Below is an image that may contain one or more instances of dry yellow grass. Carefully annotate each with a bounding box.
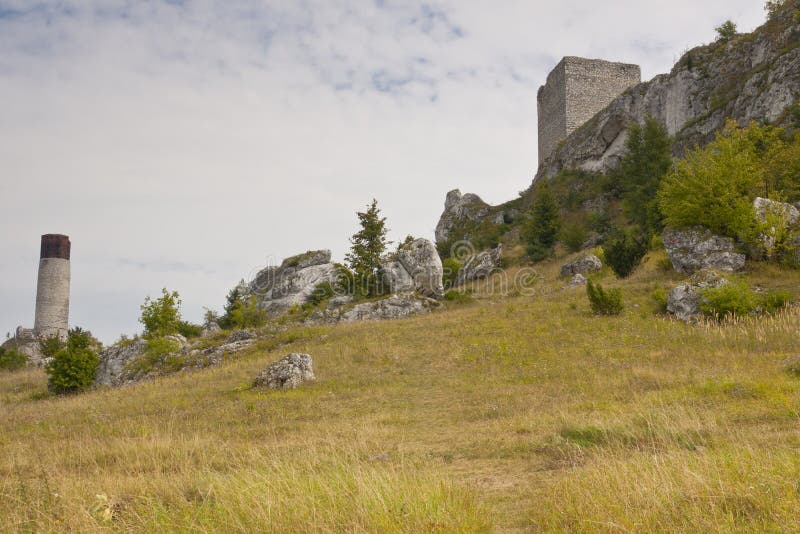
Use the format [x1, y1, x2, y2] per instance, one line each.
[1, 254, 800, 532]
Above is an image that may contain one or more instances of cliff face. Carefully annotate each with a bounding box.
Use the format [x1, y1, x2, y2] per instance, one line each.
[537, 7, 800, 180]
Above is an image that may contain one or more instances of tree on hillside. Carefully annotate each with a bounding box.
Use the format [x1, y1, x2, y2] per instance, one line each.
[658, 120, 763, 244]
[715, 20, 738, 41]
[346, 199, 389, 297]
[139, 288, 182, 338]
[614, 116, 673, 234]
[523, 183, 561, 262]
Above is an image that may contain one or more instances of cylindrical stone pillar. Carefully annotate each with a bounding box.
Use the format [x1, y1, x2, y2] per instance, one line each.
[33, 234, 71, 340]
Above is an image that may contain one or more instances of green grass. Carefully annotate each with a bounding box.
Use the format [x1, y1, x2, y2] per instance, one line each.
[1, 254, 800, 531]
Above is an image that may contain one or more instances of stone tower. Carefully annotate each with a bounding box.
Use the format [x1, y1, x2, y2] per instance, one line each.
[537, 57, 641, 165]
[33, 234, 71, 340]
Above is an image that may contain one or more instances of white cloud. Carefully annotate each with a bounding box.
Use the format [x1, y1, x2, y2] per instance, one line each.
[0, 0, 767, 341]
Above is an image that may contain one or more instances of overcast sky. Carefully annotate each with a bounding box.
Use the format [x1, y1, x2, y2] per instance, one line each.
[1, 0, 766, 342]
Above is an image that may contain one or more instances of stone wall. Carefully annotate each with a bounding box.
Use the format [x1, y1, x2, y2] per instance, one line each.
[538, 57, 641, 165]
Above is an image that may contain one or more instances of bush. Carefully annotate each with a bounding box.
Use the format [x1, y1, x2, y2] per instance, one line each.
[39, 335, 65, 358]
[228, 295, 269, 329]
[442, 258, 462, 289]
[140, 288, 182, 338]
[586, 280, 624, 316]
[177, 321, 203, 339]
[560, 223, 587, 253]
[651, 287, 669, 314]
[306, 281, 337, 307]
[658, 121, 764, 244]
[700, 280, 793, 318]
[523, 183, 561, 262]
[715, 20, 737, 41]
[443, 290, 473, 304]
[0, 347, 27, 371]
[46, 329, 99, 394]
[602, 229, 649, 278]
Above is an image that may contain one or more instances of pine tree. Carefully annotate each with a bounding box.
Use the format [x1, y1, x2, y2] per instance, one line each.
[524, 183, 561, 262]
[346, 199, 389, 297]
[615, 116, 672, 234]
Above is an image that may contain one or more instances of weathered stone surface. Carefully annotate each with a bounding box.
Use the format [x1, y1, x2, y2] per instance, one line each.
[254, 353, 315, 390]
[95, 338, 149, 386]
[567, 273, 587, 287]
[753, 197, 800, 260]
[663, 227, 745, 275]
[435, 189, 490, 244]
[754, 197, 800, 227]
[537, 10, 800, 180]
[339, 294, 437, 323]
[201, 321, 221, 336]
[397, 238, 444, 298]
[225, 330, 255, 343]
[381, 260, 415, 294]
[560, 254, 603, 278]
[667, 270, 729, 322]
[246, 250, 341, 315]
[457, 246, 502, 285]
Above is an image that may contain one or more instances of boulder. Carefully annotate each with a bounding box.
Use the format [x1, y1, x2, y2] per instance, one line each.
[201, 321, 221, 336]
[434, 190, 491, 244]
[457, 246, 502, 285]
[754, 197, 800, 227]
[339, 294, 437, 322]
[397, 238, 444, 298]
[380, 260, 415, 294]
[667, 270, 729, 322]
[95, 334, 187, 387]
[560, 254, 603, 278]
[246, 250, 341, 315]
[94, 338, 148, 386]
[567, 273, 587, 287]
[254, 353, 315, 390]
[662, 227, 745, 275]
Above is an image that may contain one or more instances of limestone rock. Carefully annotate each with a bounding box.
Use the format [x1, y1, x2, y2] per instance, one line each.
[94, 338, 149, 387]
[457, 246, 502, 285]
[201, 321, 221, 336]
[663, 227, 745, 275]
[381, 260, 415, 294]
[246, 250, 341, 315]
[397, 238, 444, 298]
[339, 294, 437, 323]
[225, 329, 255, 343]
[667, 270, 729, 322]
[567, 273, 587, 287]
[753, 197, 800, 260]
[254, 353, 315, 390]
[754, 197, 800, 227]
[435, 190, 491, 244]
[560, 254, 603, 278]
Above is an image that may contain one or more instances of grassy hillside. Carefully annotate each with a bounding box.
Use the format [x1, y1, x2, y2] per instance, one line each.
[2, 254, 800, 532]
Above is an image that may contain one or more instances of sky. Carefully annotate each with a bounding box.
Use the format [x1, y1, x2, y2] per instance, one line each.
[1, 0, 767, 343]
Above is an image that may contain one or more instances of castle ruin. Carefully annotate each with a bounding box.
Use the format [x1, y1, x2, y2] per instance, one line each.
[537, 57, 641, 165]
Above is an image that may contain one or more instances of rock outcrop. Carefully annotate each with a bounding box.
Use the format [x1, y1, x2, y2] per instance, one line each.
[254, 353, 315, 390]
[560, 254, 603, 278]
[396, 239, 444, 298]
[663, 227, 746, 275]
[537, 8, 800, 180]
[667, 270, 729, 322]
[435, 189, 490, 244]
[95, 335, 188, 387]
[567, 273, 587, 287]
[457, 246, 503, 285]
[248, 250, 341, 315]
[339, 294, 438, 323]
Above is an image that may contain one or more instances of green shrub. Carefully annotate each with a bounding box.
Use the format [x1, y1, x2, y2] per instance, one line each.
[560, 224, 587, 253]
[586, 280, 624, 316]
[443, 290, 473, 304]
[126, 336, 182, 376]
[228, 296, 268, 329]
[46, 329, 99, 394]
[306, 281, 336, 307]
[523, 183, 561, 262]
[715, 20, 737, 41]
[0, 347, 27, 371]
[658, 121, 764, 244]
[177, 321, 203, 339]
[651, 287, 669, 314]
[140, 288, 182, 338]
[39, 335, 64, 358]
[602, 229, 649, 278]
[442, 258, 462, 289]
[700, 280, 793, 318]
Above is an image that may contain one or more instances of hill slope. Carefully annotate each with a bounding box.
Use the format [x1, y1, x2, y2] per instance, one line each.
[2, 256, 800, 531]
